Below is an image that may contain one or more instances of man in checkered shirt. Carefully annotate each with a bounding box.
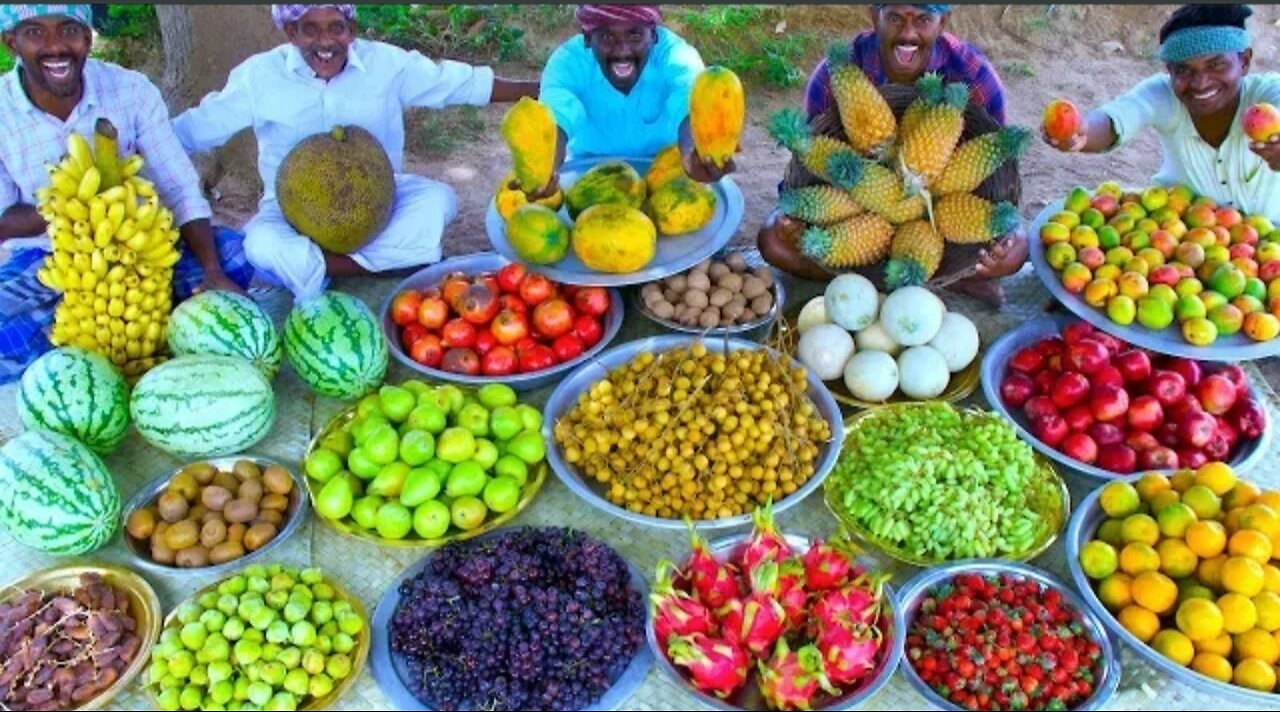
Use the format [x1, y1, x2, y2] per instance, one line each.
[0, 4, 253, 384]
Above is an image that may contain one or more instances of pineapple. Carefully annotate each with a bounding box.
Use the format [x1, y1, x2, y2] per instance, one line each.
[935, 193, 1020, 244]
[897, 73, 969, 192]
[884, 219, 944, 289]
[778, 185, 862, 225]
[826, 151, 923, 224]
[932, 127, 1032, 195]
[768, 109, 855, 184]
[825, 43, 896, 157]
[799, 213, 893, 268]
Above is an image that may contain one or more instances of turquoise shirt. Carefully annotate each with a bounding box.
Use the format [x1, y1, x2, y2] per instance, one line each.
[541, 27, 704, 159]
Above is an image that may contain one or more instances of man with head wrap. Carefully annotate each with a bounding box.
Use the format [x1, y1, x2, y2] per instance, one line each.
[538, 4, 733, 186]
[172, 5, 539, 300]
[0, 4, 252, 384]
[1045, 4, 1280, 220]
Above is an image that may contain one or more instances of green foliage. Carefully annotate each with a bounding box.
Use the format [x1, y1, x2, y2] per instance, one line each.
[102, 4, 158, 39]
[0, 46, 13, 74]
[671, 6, 818, 89]
[408, 105, 488, 160]
[358, 5, 532, 63]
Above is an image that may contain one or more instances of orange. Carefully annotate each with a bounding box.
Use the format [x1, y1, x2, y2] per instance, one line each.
[1236, 629, 1280, 665]
[1152, 630, 1195, 666]
[1256, 492, 1280, 511]
[1254, 591, 1280, 632]
[1194, 462, 1238, 496]
[1183, 485, 1224, 520]
[1191, 653, 1234, 682]
[1265, 564, 1280, 594]
[1097, 573, 1135, 611]
[1186, 520, 1228, 558]
[1219, 592, 1260, 634]
[1080, 540, 1119, 580]
[1149, 490, 1183, 515]
[1176, 598, 1225, 641]
[1158, 502, 1198, 538]
[1120, 542, 1162, 575]
[1224, 481, 1261, 511]
[1133, 571, 1179, 614]
[1100, 481, 1143, 518]
[1170, 469, 1197, 492]
[1195, 631, 1234, 657]
[1095, 519, 1126, 546]
[1199, 555, 1229, 591]
[1158, 538, 1200, 579]
[1233, 658, 1278, 691]
[1118, 605, 1161, 642]
[1225, 507, 1245, 533]
[1229, 529, 1275, 564]
[1136, 473, 1173, 502]
[1223, 556, 1267, 597]
[1121, 513, 1161, 546]
[1239, 504, 1280, 539]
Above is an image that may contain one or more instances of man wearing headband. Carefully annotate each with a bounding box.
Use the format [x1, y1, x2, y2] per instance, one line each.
[539, 4, 732, 185]
[172, 5, 539, 300]
[0, 4, 251, 383]
[1045, 4, 1280, 219]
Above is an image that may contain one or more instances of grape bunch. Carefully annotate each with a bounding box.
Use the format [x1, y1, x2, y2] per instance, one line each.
[390, 527, 645, 710]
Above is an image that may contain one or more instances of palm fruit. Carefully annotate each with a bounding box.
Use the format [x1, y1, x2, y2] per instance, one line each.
[932, 126, 1031, 195]
[768, 108, 855, 184]
[935, 192, 1020, 244]
[884, 219, 944, 289]
[897, 73, 969, 191]
[689, 66, 746, 169]
[826, 151, 924, 224]
[778, 185, 862, 225]
[825, 43, 896, 157]
[799, 213, 893, 269]
[500, 97, 558, 194]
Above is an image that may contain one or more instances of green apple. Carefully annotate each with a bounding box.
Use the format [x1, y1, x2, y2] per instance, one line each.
[489, 406, 523, 442]
[417, 389, 450, 412]
[514, 404, 543, 432]
[364, 426, 400, 466]
[351, 415, 390, 445]
[425, 458, 453, 479]
[401, 379, 430, 398]
[340, 471, 364, 498]
[456, 403, 491, 438]
[399, 430, 435, 466]
[315, 477, 353, 521]
[472, 438, 499, 470]
[346, 448, 381, 480]
[378, 385, 415, 423]
[318, 430, 354, 459]
[355, 394, 384, 421]
[406, 404, 448, 434]
[493, 455, 529, 487]
[437, 385, 466, 414]
[399, 468, 442, 508]
[374, 502, 413, 539]
[507, 430, 546, 465]
[483, 476, 521, 513]
[367, 462, 410, 499]
[413, 500, 451, 539]
[446, 461, 488, 498]
[349, 496, 384, 530]
[450, 497, 488, 531]
[436, 427, 476, 463]
[304, 449, 342, 483]
[477, 384, 518, 409]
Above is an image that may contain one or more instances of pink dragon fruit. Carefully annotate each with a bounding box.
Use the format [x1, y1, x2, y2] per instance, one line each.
[757, 638, 839, 711]
[651, 560, 716, 647]
[666, 633, 750, 699]
[718, 590, 787, 657]
[685, 520, 742, 609]
[751, 559, 810, 632]
[802, 539, 856, 591]
[734, 501, 791, 578]
[810, 574, 887, 637]
[815, 622, 882, 687]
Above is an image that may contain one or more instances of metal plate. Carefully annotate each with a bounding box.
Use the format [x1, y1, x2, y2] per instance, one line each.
[1, 563, 161, 711]
[897, 560, 1122, 711]
[379, 252, 625, 392]
[633, 250, 786, 340]
[1029, 198, 1280, 361]
[369, 527, 653, 711]
[980, 313, 1273, 482]
[486, 156, 745, 287]
[647, 534, 903, 711]
[120, 454, 310, 577]
[541, 335, 845, 531]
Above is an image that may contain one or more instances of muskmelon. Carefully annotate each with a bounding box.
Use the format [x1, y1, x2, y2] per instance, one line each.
[565, 161, 646, 219]
[276, 125, 395, 254]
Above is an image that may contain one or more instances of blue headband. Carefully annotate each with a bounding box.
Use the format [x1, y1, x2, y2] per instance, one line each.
[874, 4, 952, 14]
[1159, 25, 1251, 63]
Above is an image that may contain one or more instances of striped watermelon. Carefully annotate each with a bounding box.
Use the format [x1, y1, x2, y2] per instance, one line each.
[166, 291, 284, 379]
[284, 291, 388, 400]
[17, 347, 130, 455]
[0, 429, 120, 556]
[130, 354, 276, 458]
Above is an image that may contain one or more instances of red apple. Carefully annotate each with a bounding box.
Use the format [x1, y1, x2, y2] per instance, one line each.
[1036, 336, 1066, 357]
[1216, 416, 1240, 451]
[1204, 434, 1231, 461]
[1090, 332, 1126, 357]
[1066, 339, 1110, 374]
[1090, 384, 1130, 422]
[473, 330, 498, 356]
[495, 263, 527, 294]
[441, 347, 481, 376]
[1034, 370, 1058, 396]
[1196, 374, 1239, 415]
[1001, 373, 1038, 408]
[1032, 413, 1070, 447]
[1051, 372, 1091, 409]
[481, 345, 519, 376]
[1089, 422, 1127, 447]
[1229, 397, 1267, 439]
[1139, 446, 1180, 470]
[1114, 349, 1153, 384]
[1177, 447, 1209, 469]
[1164, 358, 1203, 388]
[1024, 396, 1060, 422]
[1064, 404, 1096, 432]
[1127, 395, 1165, 432]
[1062, 433, 1099, 464]
[1149, 265, 1181, 286]
[1178, 411, 1218, 448]
[1230, 243, 1256, 261]
[1010, 347, 1045, 374]
[1093, 366, 1127, 391]
[1126, 431, 1160, 452]
[1157, 421, 1181, 447]
[1062, 322, 1096, 345]
[1147, 370, 1188, 406]
[1044, 354, 1064, 373]
[1097, 444, 1138, 474]
[1259, 260, 1280, 281]
[1169, 393, 1205, 421]
[1215, 364, 1251, 399]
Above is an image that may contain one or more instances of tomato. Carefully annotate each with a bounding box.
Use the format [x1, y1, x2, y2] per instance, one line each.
[496, 263, 527, 293]
[515, 336, 539, 354]
[573, 314, 604, 347]
[457, 284, 500, 325]
[482, 346, 519, 376]
[490, 310, 530, 346]
[573, 286, 611, 317]
[518, 344, 557, 373]
[551, 333, 585, 362]
[390, 290, 422, 326]
[518, 273, 556, 307]
[441, 318, 478, 348]
[409, 333, 444, 368]
[532, 298, 575, 339]
[478, 274, 501, 297]
[417, 292, 450, 331]
[441, 347, 481, 375]
[440, 272, 471, 310]
[473, 330, 498, 356]
[400, 323, 429, 349]
[498, 293, 529, 315]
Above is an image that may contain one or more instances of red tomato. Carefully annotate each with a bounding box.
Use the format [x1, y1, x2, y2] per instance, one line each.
[441, 318, 478, 348]
[400, 323, 429, 349]
[551, 333, 585, 362]
[518, 344, 557, 373]
[473, 330, 498, 356]
[573, 314, 604, 347]
[416, 293, 450, 331]
[518, 273, 556, 307]
[390, 290, 423, 326]
[481, 346, 518, 376]
[496, 263, 527, 293]
[532, 298, 575, 339]
[573, 286, 610, 318]
[440, 272, 471, 310]
[441, 347, 481, 375]
[490, 310, 530, 345]
[498, 293, 529, 315]
[410, 333, 444, 368]
[515, 336, 539, 355]
[457, 284, 500, 325]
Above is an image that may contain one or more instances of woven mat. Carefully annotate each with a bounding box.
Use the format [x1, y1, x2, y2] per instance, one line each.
[1, 257, 1277, 711]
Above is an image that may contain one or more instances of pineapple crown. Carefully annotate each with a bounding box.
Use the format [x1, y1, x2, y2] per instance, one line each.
[942, 82, 970, 110]
[799, 226, 836, 262]
[825, 41, 855, 70]
[777, 189, 807, 216]
[767, 109, 813, 154]
[914, 72, 945, 103]
[824, 150, 867, 191]
[884, 256, 928, 290]
[996, 126, 1033, 161]
[990, 200, 1020, 236]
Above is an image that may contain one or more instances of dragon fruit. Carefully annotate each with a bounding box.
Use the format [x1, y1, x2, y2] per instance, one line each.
[757, 638, 839, 711]
[718, 590, 787, 657]
[815, 622, 882, 687]
[810, 574, 887, 637]
[751, 559, 810, 631]
[651, 560, 716, 647]
[666, 633, 750, 699]
[734, 501, 791, 577]
[685, 520, 742, 608]
[802, 539, 856, 591]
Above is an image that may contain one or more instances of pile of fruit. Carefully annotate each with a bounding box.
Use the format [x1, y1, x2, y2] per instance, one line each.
[639, 254, 778, 330]
[552, 340, 833, 521]
[305, 381, 546, 542]
[1000, 321, 1266, 473]
[905, 570, 1108, 710]
[793, 277, 978, 402]
[36, 120, 185, 377]
[1038, 181, 1280, 345]
[389, 527, 645, 710]
[1, 572, 144, 710]
[1077, 464, 1280, 694]
[769, 63, 1028, 288]
[125, 459, 297, 569]
[827, 402, 1056, 562]
[146, 564, 364, 711]
[388, 263, 611, 377]
[654, 512, 892, 710]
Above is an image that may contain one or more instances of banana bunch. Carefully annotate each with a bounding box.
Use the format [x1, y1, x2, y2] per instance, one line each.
[36, 118, 180, 376]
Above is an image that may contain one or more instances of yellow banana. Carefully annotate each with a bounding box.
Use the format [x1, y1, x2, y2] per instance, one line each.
[119, 247, 136, 266]
[123, 181, 138, 217]
[91, 250, 108, 278]
[63, 291, 80, 307]
[36, 267, 62, 290]
[142, 244, 175, 264]
[121, 154, 144, 178]
[53, 252, 73, 270]
[108, 282, 125, 300]
[72, 236, 95, 254]
[116, 219, 137, 243]
[128, 176, 155, 197]
[102, 244, 120, 263]
[135, 200, 157, 229]
[99, 185, 128, 205]
[64, 198, 88, 222]
[62, 269, 82, 291]
[150, 249, 181, 269]
[94, 220, 115, 248]
[125, 230, 151, 253]
[88, 197, 107, 226]
[107, 299, 125, 318]
[52, 215, 72, 234]
[71, 252, 90, 271]
[80, 268, 98, 290]
[105, 265, 126, 284]
[156, 211, 174, 232]
[72, 220, 91, 238]
[124, 292, 142, 309]
[76, 167, 101, 202]
[137, 263, 155, 279]
[48, 167, 79, 197]
[66, 133, 95, 174]
[94, 281, 109, 298]
[107, 202, 126, 231]
[41, 210, 58, 226]
[52, 231, 76, 252]
[35, 186, 52, 203]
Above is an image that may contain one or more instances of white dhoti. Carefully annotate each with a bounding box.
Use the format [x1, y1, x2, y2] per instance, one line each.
[244, 173, 457, 299]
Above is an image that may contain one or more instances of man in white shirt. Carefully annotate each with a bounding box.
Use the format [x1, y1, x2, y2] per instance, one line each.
[172, 4, 540, 300]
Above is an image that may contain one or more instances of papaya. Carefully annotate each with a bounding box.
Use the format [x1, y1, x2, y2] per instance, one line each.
[689, 66, 745, 169]
[647, 176, 717, 236]
[565, 161, 646, 220]
[507, 204, 570, 265]
[500, 97, 558, 194]
[495, 172, 563, 221]
[572, 204, 656, 273]
[645, 144, 686, 193]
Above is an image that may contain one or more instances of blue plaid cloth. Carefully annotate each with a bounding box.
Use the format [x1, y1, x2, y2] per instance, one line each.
[0, 226, 253, 384]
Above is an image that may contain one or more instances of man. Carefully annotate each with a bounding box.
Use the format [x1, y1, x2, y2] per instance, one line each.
[539, 4, 732, 185]
[0, 4, 251, 384]
[172, 4, 540, 300]
[1044, 4, 1280, 220]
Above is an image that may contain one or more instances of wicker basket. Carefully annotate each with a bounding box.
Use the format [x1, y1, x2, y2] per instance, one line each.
[781, 83, 1023, 290]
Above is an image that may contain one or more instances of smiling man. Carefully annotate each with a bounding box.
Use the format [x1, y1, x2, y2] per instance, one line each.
[172, 4, 539, 300]
[0, 4, 251, 383]
[1044, 4, 1280, 220]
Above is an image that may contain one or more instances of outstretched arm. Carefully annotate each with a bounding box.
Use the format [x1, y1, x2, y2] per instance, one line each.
[1041, 110, 1119, 154]
[1042, 74, 1171, 155]
[489, 76, 540, 103]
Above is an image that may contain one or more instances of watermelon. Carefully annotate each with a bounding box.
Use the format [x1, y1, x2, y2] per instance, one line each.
[16, 347, 130, 455]
[0, 429, 120, 555]
[130, 354, 276, 458]
[284, 291, 387, 400]
[166, 291, 284, 379]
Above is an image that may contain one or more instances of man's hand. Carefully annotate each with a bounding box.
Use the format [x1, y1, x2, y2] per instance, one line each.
[973, 228, 1029, 280]
[1041, 125, 1088, 153]
[527, 174, 561, 201]
[195, 269, 246, 296]
[1250, 136, 1280, 172]
[682, 146, 736, 183]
